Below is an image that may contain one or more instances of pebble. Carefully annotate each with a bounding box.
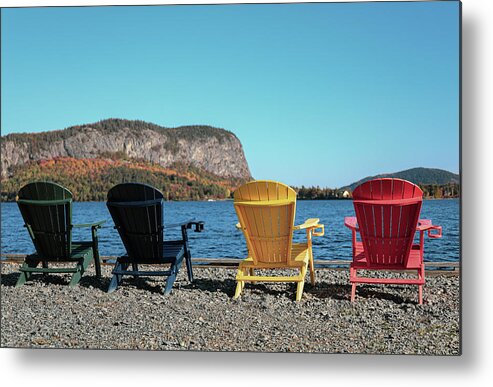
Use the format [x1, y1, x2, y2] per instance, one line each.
[0, 262, 459, 354]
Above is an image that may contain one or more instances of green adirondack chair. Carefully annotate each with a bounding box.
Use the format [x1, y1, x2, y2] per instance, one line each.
[15, 181, 105, 287]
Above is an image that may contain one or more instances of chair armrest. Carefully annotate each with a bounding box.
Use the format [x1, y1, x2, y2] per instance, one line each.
[416, 219, 432, 230]
[73, 221, 105, 278]
[344, 217, 359, 231]
[417, 219, 442, 238]
[72, 220, 106, 228]
[164, 220, 205, 232]
[295, 218, 324, 237]
[294, 218, 320, 230]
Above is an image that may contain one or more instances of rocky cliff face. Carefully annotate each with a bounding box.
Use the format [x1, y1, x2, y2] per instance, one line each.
[1, 119, 252, 180]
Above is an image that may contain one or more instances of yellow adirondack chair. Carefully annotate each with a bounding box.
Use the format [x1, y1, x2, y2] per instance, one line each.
[233, 180, 324, 301]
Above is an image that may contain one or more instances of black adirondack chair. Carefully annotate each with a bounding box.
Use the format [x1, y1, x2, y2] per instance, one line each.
[15, 181, 105, 287]
[106, 183, 204, 294]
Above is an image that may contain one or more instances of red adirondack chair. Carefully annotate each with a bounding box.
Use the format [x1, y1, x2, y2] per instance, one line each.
[344, 178, 442, 304]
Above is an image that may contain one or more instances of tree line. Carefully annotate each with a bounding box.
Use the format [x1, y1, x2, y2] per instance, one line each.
[291, 183, 460, 200]
[1, 157, 460, 202]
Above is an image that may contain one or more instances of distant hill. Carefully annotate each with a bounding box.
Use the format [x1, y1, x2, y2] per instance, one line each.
[342, 167, 459, 192]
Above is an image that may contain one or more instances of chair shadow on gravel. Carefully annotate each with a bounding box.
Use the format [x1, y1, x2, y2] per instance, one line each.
[242, 283, 303, 299]
[305, 282, 411, 304]
[181, 277, 237, 297]
[187, 281, 349, 301]
[2, 271, 414, 304]
[0, 271, 110, 291]
[0, 272, 21, 287]
[0, 272, 72, 287]
[183, 278, 321, 300]
[78, 275, 110, 291]
[0, 269, 200, 295]
[227, 282, 318, 300]
[100, 276, 179, 294]
[304, 282, 353, 300]
[355, 285, 413, 304]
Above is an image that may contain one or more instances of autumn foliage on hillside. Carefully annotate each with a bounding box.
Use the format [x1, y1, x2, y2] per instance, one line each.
[1, 157, 247, 201]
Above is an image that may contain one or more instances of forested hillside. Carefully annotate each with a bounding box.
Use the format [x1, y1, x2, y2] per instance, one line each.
[1, 157, 244, 201]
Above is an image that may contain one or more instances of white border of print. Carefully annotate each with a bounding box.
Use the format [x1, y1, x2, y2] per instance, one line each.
[1, 0, 491, 386]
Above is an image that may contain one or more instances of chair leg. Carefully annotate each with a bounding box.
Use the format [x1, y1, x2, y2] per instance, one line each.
[309, 249, 316, 286]
[91, 229, 102, 279]
[351, 283, 357, 302]
[296, 280, 305, 301]
[233, 267, 244, 299]
[69, 255, 91, 287]
[164, 256, 184, 295]
[15, 260, 40, 287]
[120, 263, 130, 283]
[93, 251, 102, 279]
[163, 269, 178, 295]
[68, 268, 83, 287]
[241, 267, 249, 291]
[234, 282, 243, 299]
[132, 263, 139, 278]
[42, 261, 49, 277]
[15, 270, 29, 287]
[185, 249, 194, 283]
[418, 265, 425, 305]
[107, 262, 124, 293]
[350, 266, 357, 302]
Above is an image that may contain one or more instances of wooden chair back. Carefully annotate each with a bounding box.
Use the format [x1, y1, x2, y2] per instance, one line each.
[17, 181, 73, 261]
[107, 183, 165, 263]
[352, 178, 423, 267]
[234, 180, 297, 265]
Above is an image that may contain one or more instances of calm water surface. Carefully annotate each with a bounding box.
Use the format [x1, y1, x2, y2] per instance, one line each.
[1, 199, 459, 262]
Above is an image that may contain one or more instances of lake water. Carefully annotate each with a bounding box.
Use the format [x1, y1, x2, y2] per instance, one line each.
[1, 199, 460, 263]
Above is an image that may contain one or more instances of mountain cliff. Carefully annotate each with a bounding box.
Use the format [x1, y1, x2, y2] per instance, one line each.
[1, 118, 252, 180]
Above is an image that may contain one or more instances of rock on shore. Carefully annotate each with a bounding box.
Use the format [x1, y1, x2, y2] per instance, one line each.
[0, 263, 459, 354]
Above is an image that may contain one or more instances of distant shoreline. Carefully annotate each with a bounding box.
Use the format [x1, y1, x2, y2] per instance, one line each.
[0, 197, 460, 204]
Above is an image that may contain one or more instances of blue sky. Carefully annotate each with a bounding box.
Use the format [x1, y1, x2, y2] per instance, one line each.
[1, 1, 459, 187]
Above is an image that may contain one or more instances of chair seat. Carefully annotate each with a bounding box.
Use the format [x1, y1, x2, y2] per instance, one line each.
[351, 242, 423, 270]
[71, 241, 95, 259]
[118, 241, 185, 264]
[26, 241, 93, 262]
[239, 242, 309, 269]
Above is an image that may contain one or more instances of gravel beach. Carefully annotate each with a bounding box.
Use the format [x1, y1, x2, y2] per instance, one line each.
[1, 262, 460, 354]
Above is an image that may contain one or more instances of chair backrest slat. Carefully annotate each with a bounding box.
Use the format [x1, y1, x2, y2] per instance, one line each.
[107, 183, 164, 262]
[17, 182, 73, 261]
[352, 178, 422, 267]
[234, 181, 296, 265]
